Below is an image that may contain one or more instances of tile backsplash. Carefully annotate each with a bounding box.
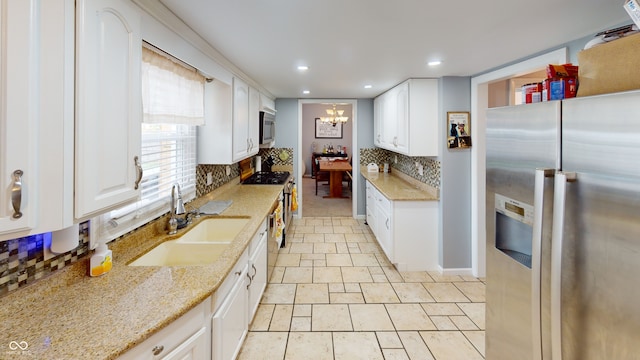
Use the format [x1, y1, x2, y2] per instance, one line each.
[0, 222, 89, 297]
[359, 148, 441, 190]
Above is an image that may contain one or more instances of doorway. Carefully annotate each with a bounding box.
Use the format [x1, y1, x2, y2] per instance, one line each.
[296, 100, 358, 219]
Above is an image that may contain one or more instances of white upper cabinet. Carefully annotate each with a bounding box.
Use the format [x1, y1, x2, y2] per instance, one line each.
[75, 0, 143, 220]
[374, 79, 440, 156]
[0, 0, 74, 240]
[198, 77, 260, 165]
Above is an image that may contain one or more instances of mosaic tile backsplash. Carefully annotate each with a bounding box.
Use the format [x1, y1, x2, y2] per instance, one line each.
[0, 222, 89, 297]
[360, 148, 441, 190]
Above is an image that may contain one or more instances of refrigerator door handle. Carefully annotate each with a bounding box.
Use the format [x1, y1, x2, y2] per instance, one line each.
[551, 171, 576, 360]
[532, 168, 555, 360]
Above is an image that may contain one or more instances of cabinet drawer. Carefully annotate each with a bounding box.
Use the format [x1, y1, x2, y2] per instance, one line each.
[375, 190, 391, 213]
[213, 250, 248, 313]
[248, 219, 267, 257]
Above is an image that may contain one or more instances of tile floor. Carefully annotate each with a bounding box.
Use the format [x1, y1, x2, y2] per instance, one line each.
[237, 217, 486, 360]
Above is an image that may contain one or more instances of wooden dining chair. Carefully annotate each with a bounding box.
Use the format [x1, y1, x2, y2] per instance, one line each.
[314, 158, 330, 195]
[342, 157, 352, 189]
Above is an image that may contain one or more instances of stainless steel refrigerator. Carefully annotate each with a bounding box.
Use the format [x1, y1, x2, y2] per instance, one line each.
[485, 90, 640, 360]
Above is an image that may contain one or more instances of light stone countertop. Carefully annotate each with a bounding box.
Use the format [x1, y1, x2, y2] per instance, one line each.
[0, 178, 285, 360]
[360, 167, 439, 201]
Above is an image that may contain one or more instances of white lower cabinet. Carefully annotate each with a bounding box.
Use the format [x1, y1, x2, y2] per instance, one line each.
[247, 226, 268, 320]
[366, 180, 439, 271]
[119, 300, 209, 360]
[212, 261, 249, 360]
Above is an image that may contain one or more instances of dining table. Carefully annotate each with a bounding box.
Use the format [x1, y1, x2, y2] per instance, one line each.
[319, 159, 352, 198]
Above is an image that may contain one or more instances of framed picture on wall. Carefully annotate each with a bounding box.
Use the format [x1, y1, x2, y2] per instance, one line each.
[447, 111, 472, 149]
[315, 118, 343, 139]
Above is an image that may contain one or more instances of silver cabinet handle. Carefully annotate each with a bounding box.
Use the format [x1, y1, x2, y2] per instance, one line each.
[11, 170, 23, 219]
[251, 264, 257, 280]
[550, 171, 576, 360]
[532, 168, 555, 360]
[246, 271, 252, 290]
[134, 156, 143, 190]
[152, 345, 164, 356]
[385, 218, 389, 229]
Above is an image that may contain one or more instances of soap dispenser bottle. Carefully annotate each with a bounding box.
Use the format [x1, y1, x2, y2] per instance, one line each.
[90, 242, 113, 277]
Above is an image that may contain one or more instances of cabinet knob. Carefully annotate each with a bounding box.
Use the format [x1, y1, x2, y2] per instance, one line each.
[152, 345, 164, 356]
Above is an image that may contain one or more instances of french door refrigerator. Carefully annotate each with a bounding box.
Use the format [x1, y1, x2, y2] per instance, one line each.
[485, 90, 640, 360]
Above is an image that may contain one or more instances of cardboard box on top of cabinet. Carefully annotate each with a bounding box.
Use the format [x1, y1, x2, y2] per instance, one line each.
[577, 33, 640, 97]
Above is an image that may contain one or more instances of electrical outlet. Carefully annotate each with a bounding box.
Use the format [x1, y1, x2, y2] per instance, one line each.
[418, 164, 424, 176]
[394, 155, 398, 164]
[206, 172, 213, 185]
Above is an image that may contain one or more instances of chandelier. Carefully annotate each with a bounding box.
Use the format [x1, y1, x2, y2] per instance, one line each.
[320, 104, 349, 125]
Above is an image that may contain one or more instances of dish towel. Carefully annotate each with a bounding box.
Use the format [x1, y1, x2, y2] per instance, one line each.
[291, 184, 298, 212]
[274, 200, 284, 242]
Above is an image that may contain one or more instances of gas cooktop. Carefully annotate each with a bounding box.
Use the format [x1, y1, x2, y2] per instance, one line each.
[242, 171, 291, 185]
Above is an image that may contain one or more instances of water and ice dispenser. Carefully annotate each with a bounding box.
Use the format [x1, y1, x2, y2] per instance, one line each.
[494, 194, 534, 268]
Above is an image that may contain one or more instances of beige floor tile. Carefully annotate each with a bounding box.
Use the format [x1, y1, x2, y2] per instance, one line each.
[335, 242, 349, 254]
[386, 304, 437, 331]
[372, 274, 389, 283]
[284, 332, 333, 360]
[288, 243, 314, 254]
[419, 331, 484, 360]
[348, 246, 362, 254]
[361, 283, 400, 303]
[238, 332, 288, 360]
[275, 253, 301, 267]
[304, 233, 326, 242]
[430, 316, 458, 331]
[382, 349, 411, 360]
[420, 303, 465, 316]
[376, 253, 394, 267]
[333, 332, 383, 360]
[312, 304, 353, 331]
[351, 253, 380, 266]
[282, 267, 313, 283]
[460, 275, 482, 282]
[325, 254, 353, 267]
[295, 283, 329, 304]
[332, 225, 354, 234]
[293, 304, 312, 317]
[358, 242, 382, 254]
[270, 267, 285, 283]
[305, 219, 324, 226]
[313, 267, 343, 283]
[392, 283, 435, 303]
[344, 233, 368, 242]
[325, 233, 346, 242]
[368, 266, 385, 275]
[349, 304, 395, 331]
[314, 243, 337, 254]
[328, 282, 345, 293]
[341, 266, 373, 282]
[262, 284, 296, 304]
[450, 315, 479, 330]
[301, 253, 326, 260]
[291, 317, 311, 331]
[346, 242, 359, 249]
[314, 225, 334, 234]
[294, 225, 315, 234]
[457, 303, 485, 330]
[423, 283, 470, 303]
[299, 259, 314, 267]
[376, 331, 403, 348]
[401, 271, 434, 283]
[344, 282, 361, 293]
[382, 266, 405, 282]
[427, 271, 464, 282]
[269, 304, 293, 331]
[340, 218, 359, 226]
[330, 292, 365, 304]
[454, 282, 486, 302]
[398, 331, 435, 360]
[462, 331, 485, 357]
[250, 304, 275, 331]
[313, 259, 327, 267]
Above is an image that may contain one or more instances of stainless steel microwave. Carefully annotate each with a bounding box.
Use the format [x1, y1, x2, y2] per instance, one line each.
[259, 111, 275, 147]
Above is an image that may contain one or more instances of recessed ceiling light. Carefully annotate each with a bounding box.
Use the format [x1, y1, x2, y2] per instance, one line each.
[302, 90, 310, 94]
[364, 84, 373, 89]
[428, 60, 442, 66]
[297, 65, 309, 71]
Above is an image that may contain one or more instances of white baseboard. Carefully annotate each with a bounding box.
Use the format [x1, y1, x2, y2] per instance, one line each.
[437, 266, 474, 276]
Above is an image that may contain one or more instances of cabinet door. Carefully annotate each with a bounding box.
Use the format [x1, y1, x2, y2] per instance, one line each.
[248, 230, 268, 321]
[248, 86, 260, 155]
[0, 0, 39, 234]
[376, 201, 393, 262]
[381, 88, 397, 149]
[394, 82, 410, 154]
[212, 265, 249, 360]
[232, 78, 250, 162]
[365, 183, 377, 236]
[161, 327, 208, 360]
[373, 97, 383, 147]
[75, 0, 142, 219]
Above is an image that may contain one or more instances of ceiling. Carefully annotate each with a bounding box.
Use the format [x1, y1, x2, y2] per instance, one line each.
[159, 0, 630, 99]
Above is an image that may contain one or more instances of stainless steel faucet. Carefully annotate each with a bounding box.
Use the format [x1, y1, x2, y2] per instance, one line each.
[167, 183, 186, 235]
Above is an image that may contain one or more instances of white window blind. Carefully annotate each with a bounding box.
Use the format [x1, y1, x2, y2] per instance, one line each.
[95, 46, 201, 243]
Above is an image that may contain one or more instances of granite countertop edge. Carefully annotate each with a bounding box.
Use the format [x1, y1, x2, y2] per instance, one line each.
[0, 176, 285, 360]
[360, 167, 439, 201]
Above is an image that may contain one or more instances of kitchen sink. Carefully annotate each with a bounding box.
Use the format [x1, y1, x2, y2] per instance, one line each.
[128, 241, 231, 266]
[175, 217, 250, 243]
[129, 217, 250, 266]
